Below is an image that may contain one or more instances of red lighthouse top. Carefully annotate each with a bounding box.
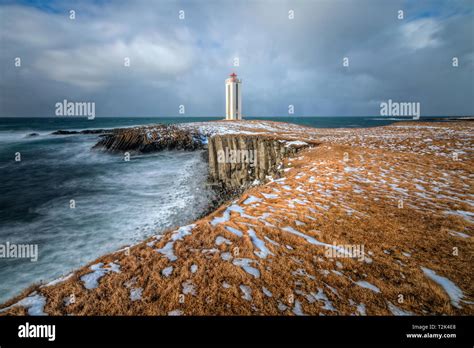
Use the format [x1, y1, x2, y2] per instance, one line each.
[230, 72, 237, 78]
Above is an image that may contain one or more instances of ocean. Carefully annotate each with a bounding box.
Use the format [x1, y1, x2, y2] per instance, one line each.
[0, 116, 438, 303]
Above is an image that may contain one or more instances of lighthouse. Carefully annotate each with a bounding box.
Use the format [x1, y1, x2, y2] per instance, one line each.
[225, 72, 242, 120]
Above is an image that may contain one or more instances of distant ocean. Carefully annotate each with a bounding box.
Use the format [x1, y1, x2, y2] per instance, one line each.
[0, 115, 431, 132]
[0, 116, 446, 302]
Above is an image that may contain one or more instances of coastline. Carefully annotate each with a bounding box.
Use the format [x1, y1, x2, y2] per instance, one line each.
[1, 119, 473, 316]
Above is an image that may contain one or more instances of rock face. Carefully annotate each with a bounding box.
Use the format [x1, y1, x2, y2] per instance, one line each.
[80, 123, 311, 192]
[92, 125, 205, 153]
[208, 135, 308, 191]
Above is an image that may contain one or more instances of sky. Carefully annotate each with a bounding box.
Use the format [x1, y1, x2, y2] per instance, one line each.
[0, 0, 473, 117]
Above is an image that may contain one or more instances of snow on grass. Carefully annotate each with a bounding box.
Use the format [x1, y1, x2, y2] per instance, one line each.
[262, 287, 273, 297]
[63, 295, 74, 307]
[290, 199, 308, 206]
[292, 268, 316, 280]
[448, 231, 470, 238]
[233, 258, 260, 278]
[215, 236, 232, 246]
[201, 248, 219, 254]
[81, 262, 121, 290]
[292, 300, 305, 316]
[0, 292, 47, 316]
[228, 204, 245, 214]
[261, 219, 276, 228]
[225, 226, 243, 237]
[421, 267, 464, 308]
[162, 266, 173, 278]
[212, 203, 258, 226]
[248, 229, 272, 259]
[387, 301, 413, 316]
[356, 303, 366, 316]
[130, 288, 143, 301]
[190, 264, 198, 273]
[43, 273, 74, 287]
[168, 309, 183, 316]
[281, 226, 352, 256]
[278, 302, 288, 312]
[273, 177, 286, 183]
[443, 210, 474, 224]
[156, 224, 195, 261]
[220, 252, 232, 261]
[240, 285, 252, 301]
[264, 236, 280, 246]
[262, 193, 279, 199]
[388, 183, 408, 195]
[296, 186, 306, 193]
[211, 210, 231, 225]
[243, 196, 262, 205]
[354, 280, 381, 293]
[344, 166, 359, 173]
[310, 288, 336, 311]
[282, 226, 320, 245]
[182, 280, 196, 295]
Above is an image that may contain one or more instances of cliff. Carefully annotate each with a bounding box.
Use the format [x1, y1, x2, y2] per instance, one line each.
[92, 125, 205, 153]
[208, 135, 309, 190]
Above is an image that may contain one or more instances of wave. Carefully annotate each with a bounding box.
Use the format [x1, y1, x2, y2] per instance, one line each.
[0, 140, 213, 302]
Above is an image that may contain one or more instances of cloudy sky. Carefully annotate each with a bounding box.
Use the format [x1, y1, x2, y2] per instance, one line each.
[0, 0, 473, 117]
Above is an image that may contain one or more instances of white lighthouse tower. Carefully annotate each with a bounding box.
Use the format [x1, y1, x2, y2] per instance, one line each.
[225, 72, 242, 120]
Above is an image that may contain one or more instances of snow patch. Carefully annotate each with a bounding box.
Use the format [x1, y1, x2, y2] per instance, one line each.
[355, 280, 380, 293]
[233, 258, 260, 278]
[243, 196, 262, 205]
[162, 266, 173, 278]
[81, 262, 121, 290]
[240, 285, 252, 301]
[387, 301, 413, 316]
[130, 288, 143, 301]
[156, 224, 195, 261]
[0, 292, 47, 316]
[248, 229, 272, 259]
[421, 267, 464, 308]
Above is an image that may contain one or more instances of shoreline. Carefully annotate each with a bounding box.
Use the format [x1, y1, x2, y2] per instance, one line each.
[1, 119, 473, 316]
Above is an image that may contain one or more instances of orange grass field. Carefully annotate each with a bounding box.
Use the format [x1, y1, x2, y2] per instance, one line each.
[1, 120, 473, 316]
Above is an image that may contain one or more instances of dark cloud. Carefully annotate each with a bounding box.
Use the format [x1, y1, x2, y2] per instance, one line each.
[0, 0, 473, 117]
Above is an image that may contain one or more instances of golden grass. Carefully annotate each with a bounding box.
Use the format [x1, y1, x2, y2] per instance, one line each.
[1, 121, 473, 316]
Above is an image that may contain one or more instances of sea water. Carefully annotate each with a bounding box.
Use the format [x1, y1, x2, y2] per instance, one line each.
[0, 117, 218, 303]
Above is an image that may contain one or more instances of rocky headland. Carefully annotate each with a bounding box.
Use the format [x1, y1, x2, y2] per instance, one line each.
[1, 120, 473, 316]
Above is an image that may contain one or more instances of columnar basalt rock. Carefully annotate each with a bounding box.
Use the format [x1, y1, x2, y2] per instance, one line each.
[207, 135, 308, 190]
[92, 125, 204, 153]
